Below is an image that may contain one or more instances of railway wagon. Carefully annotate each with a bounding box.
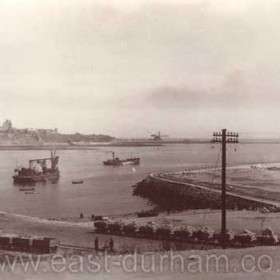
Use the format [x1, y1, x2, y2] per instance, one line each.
[155, 227, 172, 240]
[138, 225, 156, 237]
[173, 226, 194, 241]
[122, 224, 138, 236]
[13, 237, 31, 251]
[0, 236, 13, 249]
[94, 221, 108, 233]
[32, 238, 60, 253]
[93, 221, 280, 247]
[108, 223, 123, 234]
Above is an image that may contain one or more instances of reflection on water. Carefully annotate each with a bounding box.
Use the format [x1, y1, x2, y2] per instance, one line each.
[0, 143, 279, 218]
[13, 179, 59, 187]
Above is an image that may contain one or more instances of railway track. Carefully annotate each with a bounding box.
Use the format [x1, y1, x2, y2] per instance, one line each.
[60, 244, 96, 252]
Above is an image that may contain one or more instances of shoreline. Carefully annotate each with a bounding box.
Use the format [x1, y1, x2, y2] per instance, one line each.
[2, 141, 280, 150]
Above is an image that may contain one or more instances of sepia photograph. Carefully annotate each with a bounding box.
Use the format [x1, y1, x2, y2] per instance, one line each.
[0, 0, 280, 279]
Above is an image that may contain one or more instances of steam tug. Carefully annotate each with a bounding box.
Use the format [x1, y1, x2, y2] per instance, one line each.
[103, 151, 140, 166]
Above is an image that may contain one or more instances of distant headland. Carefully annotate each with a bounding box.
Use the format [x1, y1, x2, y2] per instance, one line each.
[0, 119, 114, 149]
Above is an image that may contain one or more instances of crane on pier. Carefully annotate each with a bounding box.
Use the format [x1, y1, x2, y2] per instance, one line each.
[150, 131, 168, 141]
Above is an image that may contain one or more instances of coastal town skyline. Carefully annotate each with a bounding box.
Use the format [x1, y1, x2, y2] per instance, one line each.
[1, 0, 280, 138]
[1, 118, 280, 140]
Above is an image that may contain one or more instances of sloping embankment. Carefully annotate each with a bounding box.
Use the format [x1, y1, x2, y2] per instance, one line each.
[132, 173, 280, 212]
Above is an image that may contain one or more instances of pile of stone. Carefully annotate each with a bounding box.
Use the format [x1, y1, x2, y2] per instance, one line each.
[234, 229, 256, 244]
[155, 225, 173, 238]
[213, 229, 235, 242]
[193, 226, 214, 241]
[138, 222, 157, 235]
[257, 227, 278, 245]
[173, 225, 194, 240]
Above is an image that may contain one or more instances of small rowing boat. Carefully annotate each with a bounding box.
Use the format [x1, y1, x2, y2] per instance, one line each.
[72, 180, 84, 184]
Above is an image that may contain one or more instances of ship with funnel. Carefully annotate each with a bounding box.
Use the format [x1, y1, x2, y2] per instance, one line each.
[103, 151, 140, 166]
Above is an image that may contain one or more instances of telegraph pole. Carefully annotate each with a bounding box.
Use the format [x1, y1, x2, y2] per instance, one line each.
[212, 129, 239, 249]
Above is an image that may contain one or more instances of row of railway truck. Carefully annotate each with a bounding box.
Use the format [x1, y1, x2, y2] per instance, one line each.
[0, 235, 59, 253]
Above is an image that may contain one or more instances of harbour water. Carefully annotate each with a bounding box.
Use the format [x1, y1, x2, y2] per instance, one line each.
[1, 143, 280, 218]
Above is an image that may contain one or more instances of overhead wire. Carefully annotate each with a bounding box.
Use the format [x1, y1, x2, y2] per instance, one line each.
[200, 144, 222, 228]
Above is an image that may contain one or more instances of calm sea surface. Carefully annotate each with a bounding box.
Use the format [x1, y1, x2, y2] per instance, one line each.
[1, 143, 280, 218]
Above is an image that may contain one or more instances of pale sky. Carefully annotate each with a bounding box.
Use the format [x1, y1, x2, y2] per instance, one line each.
[1, 0, 280, 138]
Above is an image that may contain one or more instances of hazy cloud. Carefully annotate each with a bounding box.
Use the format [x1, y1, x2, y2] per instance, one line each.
[0, 0, 280, 137]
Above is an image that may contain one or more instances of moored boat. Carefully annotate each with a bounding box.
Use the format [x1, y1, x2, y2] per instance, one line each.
[13, 150, 60, 184]
[19, 187, 35, 191]
[72, 180, 84, 184]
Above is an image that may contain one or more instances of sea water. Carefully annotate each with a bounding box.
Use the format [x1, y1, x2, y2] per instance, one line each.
[0, 143, 280, 218]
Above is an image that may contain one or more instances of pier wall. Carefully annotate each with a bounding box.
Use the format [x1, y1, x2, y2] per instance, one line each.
[133, 175, 278, 212]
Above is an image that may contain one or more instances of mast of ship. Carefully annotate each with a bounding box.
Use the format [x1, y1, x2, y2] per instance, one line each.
[50, 149, 58, 170]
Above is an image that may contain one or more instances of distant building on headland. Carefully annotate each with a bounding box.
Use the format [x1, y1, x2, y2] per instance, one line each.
[0, 119, 58, 135]
[25, 128, 58, 135]
[0, 119, 12, 132]
[0, 119, 114, 144]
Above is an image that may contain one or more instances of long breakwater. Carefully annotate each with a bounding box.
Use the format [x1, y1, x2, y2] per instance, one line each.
[133, 170, 280, 212]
